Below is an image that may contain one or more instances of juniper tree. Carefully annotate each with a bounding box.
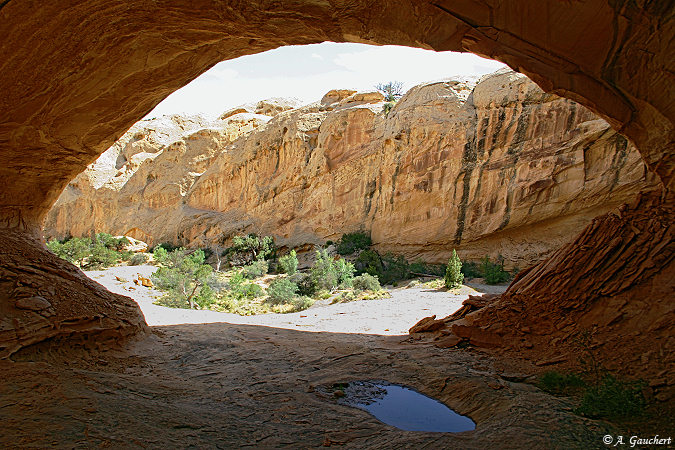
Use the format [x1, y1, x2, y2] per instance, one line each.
[444, 249, 464, 289]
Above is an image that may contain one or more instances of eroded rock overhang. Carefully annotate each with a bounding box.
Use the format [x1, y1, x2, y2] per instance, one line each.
[0, 1, 672, 361]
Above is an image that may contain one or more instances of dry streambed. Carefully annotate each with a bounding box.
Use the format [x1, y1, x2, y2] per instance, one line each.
[0, 266, 612, 448]
[83, 264, 504, 334]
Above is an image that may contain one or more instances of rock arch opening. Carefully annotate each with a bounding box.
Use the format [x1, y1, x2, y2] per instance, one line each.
[0, 1, 672, 391]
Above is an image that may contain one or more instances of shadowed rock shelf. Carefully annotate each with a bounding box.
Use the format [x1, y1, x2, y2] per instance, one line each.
[1, 324, 614, 448]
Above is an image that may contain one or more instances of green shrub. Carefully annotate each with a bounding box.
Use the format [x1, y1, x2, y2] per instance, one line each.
[444, 249, 464, 288]
[379, 253, 410, 285]
[461, 261, 482, 279]
[194, 284, 217, 308]
[538, 371, 586, 395]
[289, 272, 316, 297]
[575, 375, 645, 420]
[129, 253, 149, 266]
[336, 231, 372, 255]
[87, 244, 121, 269]
[242, 259, 269, 279]
[151, 248, 215, 309]
[227, 272, 263, 300]
[46, 233, 131, 269]
[153, 245, 183, 267]
[95, 233, 130, 251]
[267, 278, 298, 305]
[481, 256, 511, 284]
[290, 296, 314, 312]
[152, 242, 181, 253]
[409, 260, 445, 277]
[383, 101, 395, 115]
[226, 234, 276, 265]
[335, 258, 355, 288]
[354, 250, 411, 285]
[278, 250, 298, 275]
[352, 274, 382, 292]
[355, 249, 383, 276]
[310, 249, 354, 291]
[311, 249, 338, 291]
[47, 237, 92, 266]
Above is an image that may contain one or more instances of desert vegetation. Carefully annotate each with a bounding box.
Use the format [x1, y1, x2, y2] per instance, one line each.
[149, 234, 387, 314]
[375, 81, 403, 116]
[537, 332, 647, 422]
[46, 233, 132, 269]
[444, 250, 463, 289]
[46, 229, 513, 315]
[336, 231, 514, 287]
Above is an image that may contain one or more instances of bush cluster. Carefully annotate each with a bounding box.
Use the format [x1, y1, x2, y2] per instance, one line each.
[311, 249, 355, 291]
[267, 278, 298, 305]
[263, 249, 357, 312]
[242, 259, 269, 279]
[537, 370, 645, 421]
[336, 232, 372, 256]
[152, 248, 216, 309]
[129, 253, 149, 266]
[460, 261, 482, 279]
[335, 231, 515, 287]
[226, 233, 275, 266]
[288, 272, 316, 297]
[354, 250, 411, 285]
[278, 250, 298, 275]
[480, 256, 511, 284]
[576, 375, 645, 420]
[46, 233, 132, 269]
[352, 273, 382, 292]
[456, 256, 513, 284]
[151, 242, 180, 253]
[227, 272, 263, 300]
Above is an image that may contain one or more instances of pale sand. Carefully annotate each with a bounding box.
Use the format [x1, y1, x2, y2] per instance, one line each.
[85, 264, 506, 334]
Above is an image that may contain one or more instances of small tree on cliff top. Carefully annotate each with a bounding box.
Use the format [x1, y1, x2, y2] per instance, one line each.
[375, 81, 404, 102]
[445, 249, 464, 289]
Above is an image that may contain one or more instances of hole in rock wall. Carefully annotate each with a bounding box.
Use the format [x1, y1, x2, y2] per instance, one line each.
[43, 41, 657, 337]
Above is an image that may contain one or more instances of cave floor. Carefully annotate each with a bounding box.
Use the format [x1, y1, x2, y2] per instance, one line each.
[1, 322, 613, 448]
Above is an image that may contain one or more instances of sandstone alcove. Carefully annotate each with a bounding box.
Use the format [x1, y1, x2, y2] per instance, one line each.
[0, 0, 672, 391]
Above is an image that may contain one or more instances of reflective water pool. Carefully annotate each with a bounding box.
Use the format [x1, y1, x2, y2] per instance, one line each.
[335, 381, 476, 433]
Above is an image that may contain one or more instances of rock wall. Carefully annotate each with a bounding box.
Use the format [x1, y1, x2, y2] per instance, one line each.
[413, 188, 674, 400]
[45, 70, 657, 268]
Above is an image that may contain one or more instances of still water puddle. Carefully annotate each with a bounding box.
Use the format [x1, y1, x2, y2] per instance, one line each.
[332, 380, 476, 433]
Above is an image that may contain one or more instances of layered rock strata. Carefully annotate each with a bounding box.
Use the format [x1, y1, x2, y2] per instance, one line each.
[46, 70, 657, 269]
[412, 189, 674, 400]
[0, 229, 146, 358]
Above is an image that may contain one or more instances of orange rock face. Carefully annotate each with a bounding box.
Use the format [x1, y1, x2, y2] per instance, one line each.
[45, 71, 657, 270]
[0, 1, 672, 372]
[413, 189, 674, 399]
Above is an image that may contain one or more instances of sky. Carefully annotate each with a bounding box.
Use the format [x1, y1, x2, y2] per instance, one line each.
[145, 42, 507, 119]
